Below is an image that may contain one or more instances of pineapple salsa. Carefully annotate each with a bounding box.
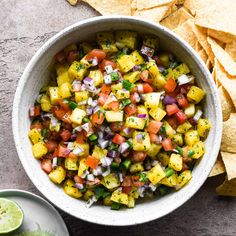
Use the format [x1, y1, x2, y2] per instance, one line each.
[28, 31, 211, 210]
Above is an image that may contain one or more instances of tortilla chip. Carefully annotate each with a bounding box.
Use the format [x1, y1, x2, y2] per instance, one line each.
[160, 7, 193, 30]
[221, 113, 236, 153]
[136, 0, 173, 10]
[214, 60, 236, 108]
[192, 26, 214, 64]
[162, 3, 178, 19]
[173, 19, 198, 48]
[225, 41, 236, 62]
[216, 178, 236, 196]
[183, 0, 208, 16]
[194, 0, 236, 37]
[176, 0, 185, 5]
[207, 29, 236, 44]
[221, 152, 236, 181]
[133, 2, 174, 22]
[198, 48, 208, 63]
[208, 37, 236, 77]
[218, 86, 235, 121]
[209, 154, 226, 177]
[83, 0, 131, 15]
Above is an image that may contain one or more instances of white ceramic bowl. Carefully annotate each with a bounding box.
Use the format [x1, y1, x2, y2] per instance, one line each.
[12, 16, 222, 226]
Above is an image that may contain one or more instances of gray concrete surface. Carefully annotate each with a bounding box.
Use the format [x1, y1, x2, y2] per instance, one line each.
[0, 1, 236, 235]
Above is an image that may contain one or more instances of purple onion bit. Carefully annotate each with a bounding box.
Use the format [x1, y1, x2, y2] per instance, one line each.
[137, 114, 147, 118]
[107, 150, 119, 158]
[141, 45, 154, 57]
[163, 95, 176, 105]
[157, 65, 165, 73]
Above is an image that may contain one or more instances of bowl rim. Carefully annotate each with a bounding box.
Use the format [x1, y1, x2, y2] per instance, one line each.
[12, 15, 222, 226]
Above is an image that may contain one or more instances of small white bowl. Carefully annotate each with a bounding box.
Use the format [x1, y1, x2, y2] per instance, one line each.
[12, 16, 222, 226]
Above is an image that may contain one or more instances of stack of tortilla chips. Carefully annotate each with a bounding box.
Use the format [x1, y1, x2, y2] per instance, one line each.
[68, 0, 236, 196]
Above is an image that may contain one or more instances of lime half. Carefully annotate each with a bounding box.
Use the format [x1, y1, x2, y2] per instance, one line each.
[0, 198, 24, 234]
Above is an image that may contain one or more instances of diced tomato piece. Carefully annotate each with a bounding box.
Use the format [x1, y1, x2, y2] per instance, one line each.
[175, 110, 187, 124]
[122, 186, 132, 194]
[110, 122, 124, 132]
[67, 50, 78, 63]
[54, 51, 65, 64]
[164, 78, 177, 93]
[166, 104, 179, 116]
[182, 162, 189, 171]
[54, 108, 66, 120]
[60, 130, 71, 141]
[143, 83, 154, 93]
[132, 151, 147, 163]
[130, 93, 138, 104]
[68, 152, 78, 159]
[85, 155, 99, 169]
[149, 133, 158, 143]
[99, 59, 116, 71]
[86, 49, 106, 62]
[166, 117, 178, 130]
[124, 104, 137, 116]
[76, 132, 87, 144]
[91, 112, 105, 126]
[147, 121, 163, 134]
[98, 93, 108, 106]
[53, 148, 58, 157]
[46, 140, 58, 153]
[176, 94, 189, 108]
[30, 120, 43, 130]
[42, 119, 50, 129]
[180, 84, 192, 95]
[29, 106, 41, 117]
[105, 101, 120, 111]
[62, 111, 72, 124]
[168, 86, 181, 97]
[41, 159, 52, 174]
[101, 84, 111, 95]
[112, 134, 126, 145]
[140, 70, 153, 83]
[162, 138, 173, 151]
[132, 176, 145, 187]
[57, 145, 70, 158]
[122, 176, 132, 187]
[58, 99, 70, 112]
[182, 147, 188, 159]
[74, 175, 84, 184]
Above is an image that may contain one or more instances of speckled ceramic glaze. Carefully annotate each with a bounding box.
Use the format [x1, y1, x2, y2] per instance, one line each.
[12, 16, 222, 226]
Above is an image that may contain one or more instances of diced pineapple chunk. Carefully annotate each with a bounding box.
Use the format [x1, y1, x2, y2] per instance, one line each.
[125, 116, 146, 130]
[158, 152, 170, 167]
[116, 89, 130, 99]
[130, 163, 144, 173]
[40, 94, 51, 112]
[160, 173, 177, 187]
[127, 196, 135, 208]
[55, 63, 69, 76]
[172, 63, 190, 79]
[65, 157, 78, 170]
[32, 141, 47, 159]
[124, 71, 141, 84]
[101, 173, 120, 189]
[172, 133, 183, 146]
[164, 121, 176, 138]
[197, 118, 211, 138]
[88, 70, 104, 86]
[147, 163, 166, 185]
[187, 86, 205, 104]
[78, 158, 88, 177]
[63, 179, 82, 198]
[144, 92, 162, 108]
[48, 166, 66, 184]
[143, 35, 159, 49]
[175, 170, 192, 190]
[191, 141, 205, 159]
[28, 128, 42, 144]
[184, 130, 200, 146]
[149, 107, 166, 121]
[92, 146, 108, 160]
[117, 55, 136, 73]
[49, 87, 61, 105]
[75, 91, 89, 103]
[97, 31, 118, 53]
[133, 131, 150, 151]
[68, 61, 87, 80]
[57, 71, 72, 86]
[111, 188, 129, 205]
[147, 60, 159, 77]
[176, 121, 192, 134]
[153, 73, 167, 89]
[105, 111, 123, 122]
[147, 143, 162, 158]
[49, 121, 61, 132]
[70, 108, 86, 125]
[169, 154, 182, 171]
[111, 83, 123, 94]
[80, 55, 93, 68]
[58, 82, 72, 99]
[184, 103, 195, 118]
[73, 143, 90, 157]
[137, 105, 149, 117]
[83, 189, 94, 201]
[115, 31, 138, 49]
[129, 187, 139, 199]
[130, 50, 144, 65]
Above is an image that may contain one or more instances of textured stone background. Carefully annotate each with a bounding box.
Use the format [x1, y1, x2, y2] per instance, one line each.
[1, 0, 236, 235]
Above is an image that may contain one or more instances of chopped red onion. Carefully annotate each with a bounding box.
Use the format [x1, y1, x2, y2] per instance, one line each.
[141, 45, 154, 57]
[81, 170, 89, 179]
[137, 186, 145, 197]
[85, 84, 96, 92]
[177, 74, 194, 86]
[151, 160, 159, 167]
[193, 109, 203, 122]
[133, 92, 141, 102]
[86, 195, 97, 208]
[118, 142, 130, 154]
[50, 116, 59, 127]
[88, 57, 98, 66]
[137, 114, 146, 118]
[137, 84, 143, 93]
[122, 127, 132, 136]
[72, 146, 84, 155]
[70, 133, 77, 141]
[77, 100, 87, 106]
[163, 95, 176, 105]
[104, 74, 112, 84]
[107, 150, 119, 158]
[52, 157, 58, 168]
[91, 100, 98, 107]
[75, 183, 84, 190]
[98, 131, 104, 139]
[141, 94, 147, 101]
[87, 174, 95, 182]
[67, 142, 74, 150]
[99, 140, 109, 149]
[145, 162, 152, 170]
[93, 88, 101, 95]
[72, 83, 81, 92]
[104, 132, 114, 140]
[93, 166, 103, 176]
[104, 126, 111, 133]
[81, 84, 86, 91]
[86, 107, 93, 115]
[87, 97, 93, 105]
[93, 105, 101, 114]
[132, 65, 141, 72]
[73, 126, 82, 133]
[83, 77, 94, 85]
[136, 133, 143, 142]
[101, 157, 113, 167]
[81, 123, 90, 132]
[105, 65, 113, 74]
[102, 167, 111, 177]
[118, 173, 123, 182]
[64, 148, 71, 155]
[149, 183, 157, 192]
[157, 65, 165, 72]
[36, 94, 42, 103]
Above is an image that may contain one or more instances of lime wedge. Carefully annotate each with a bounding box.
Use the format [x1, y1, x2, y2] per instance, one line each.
[0, 198, 24, 234]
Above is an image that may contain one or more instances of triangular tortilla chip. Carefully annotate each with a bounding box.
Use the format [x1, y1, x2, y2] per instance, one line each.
[225, 41, 236, 62]
[183, 0, 208, 16]
[207, 29, 236, 44]
[162, 3, 178, 19]
[83, 0, 131, 15]
[221, 113, 236, 153]
[216, 178, 236, 196]
[136, 0, 173, 10]
[205, 58, 212, 70]
[221, 152, 236, 181]
[208, 37, 236, 77]
[209, 154, 225, 177]
[214, 60, 236, 108]
[160, 7, 193, 30]
[198, 48, 208, 63]
[218, 86, 235, 121]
